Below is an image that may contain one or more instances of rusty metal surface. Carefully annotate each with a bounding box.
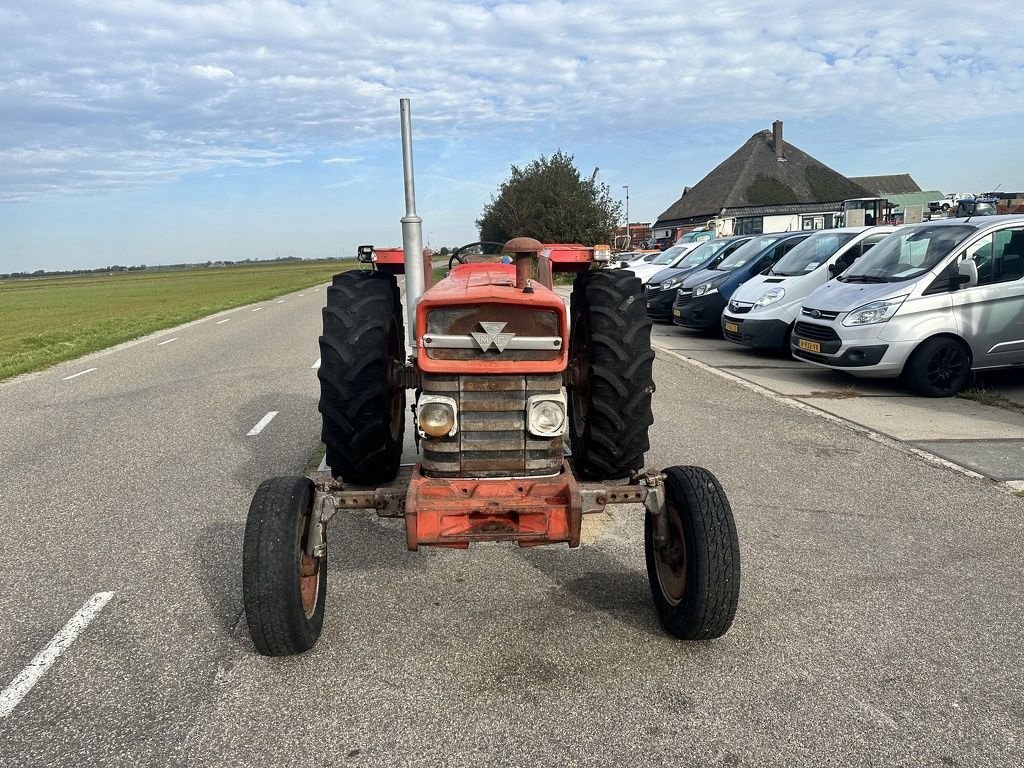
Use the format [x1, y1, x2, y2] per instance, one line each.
[579, 483, 649, 515]
[420, 374, 563, 478]
[311, 466, 412, 519]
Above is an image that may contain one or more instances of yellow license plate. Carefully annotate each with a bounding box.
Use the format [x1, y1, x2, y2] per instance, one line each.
[673, 308, 681, 317]
[724, 322, 738, 333]
[798, 339, 821, 353]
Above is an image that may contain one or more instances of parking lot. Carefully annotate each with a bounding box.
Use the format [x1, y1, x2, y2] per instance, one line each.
[647, 321, 1024, 489]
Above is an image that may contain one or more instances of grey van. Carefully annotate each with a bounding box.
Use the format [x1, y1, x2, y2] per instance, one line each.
[791, 215, 1024, 396]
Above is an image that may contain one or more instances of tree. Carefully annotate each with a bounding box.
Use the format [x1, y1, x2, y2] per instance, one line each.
[476, 151, 622, 246]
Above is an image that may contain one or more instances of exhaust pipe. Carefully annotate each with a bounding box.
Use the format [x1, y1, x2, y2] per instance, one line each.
[399, 98, 425, 346]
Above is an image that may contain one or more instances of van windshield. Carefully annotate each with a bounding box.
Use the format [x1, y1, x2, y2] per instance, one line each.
[715, 234, 786, 271]
[677, 229, 713, 244]
[673, 238, 734, 271]
[770, 232, 855, 276]
[839, 225, 975, 283]
[649, 243, 690, 265]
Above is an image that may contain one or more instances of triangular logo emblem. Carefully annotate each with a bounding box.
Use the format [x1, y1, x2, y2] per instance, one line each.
[471, 321, 516, 352]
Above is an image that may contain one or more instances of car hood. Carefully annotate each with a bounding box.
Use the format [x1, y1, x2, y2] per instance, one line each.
[681, 267, 728, 290]
[648, 265, 687, 284]
[801, 279, 911, 312]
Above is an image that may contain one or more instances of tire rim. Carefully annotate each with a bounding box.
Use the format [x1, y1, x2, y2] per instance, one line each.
[298, 513, 320, 619]
[654, 501, 688, 606]
[926, 345, 964, 391]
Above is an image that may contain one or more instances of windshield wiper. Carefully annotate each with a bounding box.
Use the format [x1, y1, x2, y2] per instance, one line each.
[840, 275, 888, 283]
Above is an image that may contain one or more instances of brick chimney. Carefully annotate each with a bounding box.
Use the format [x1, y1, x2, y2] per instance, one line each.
[772, 120, 785, 160]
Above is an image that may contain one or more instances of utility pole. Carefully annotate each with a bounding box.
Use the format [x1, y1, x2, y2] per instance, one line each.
[622, 185, 630, 249]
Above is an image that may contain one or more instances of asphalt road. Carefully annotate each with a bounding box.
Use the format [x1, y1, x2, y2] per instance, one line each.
[1, 282, 1022, 767]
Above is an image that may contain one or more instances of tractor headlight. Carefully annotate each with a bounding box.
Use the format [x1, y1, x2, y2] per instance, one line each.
[526, 393, 566, 437]
[593, 244, 611, 262]
[417, 395, 458, 438]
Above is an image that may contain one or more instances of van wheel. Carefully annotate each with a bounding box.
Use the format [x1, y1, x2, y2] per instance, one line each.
[903, 337, 970, 397]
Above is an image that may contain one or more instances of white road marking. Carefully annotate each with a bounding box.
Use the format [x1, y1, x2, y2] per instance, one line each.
[313, 288, 320, 292]
[299, 293, 306, 297]
[216, 319, 231, 325]
[157, 337, 178, 346]
[0, 591, 115, 718]
[62, 368, 97, 381]
[247, 411, 279, 436]
[251, 307, 263, 312]
[318, 454, 328, 472]
[311, 357, 321, 369]
[276, 300, 285, 304]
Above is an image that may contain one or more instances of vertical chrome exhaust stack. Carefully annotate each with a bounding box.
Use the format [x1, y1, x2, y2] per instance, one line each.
[399, 98, 425, 346]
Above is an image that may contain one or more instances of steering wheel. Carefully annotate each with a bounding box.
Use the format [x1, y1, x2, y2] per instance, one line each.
[448, 241, 507, 272]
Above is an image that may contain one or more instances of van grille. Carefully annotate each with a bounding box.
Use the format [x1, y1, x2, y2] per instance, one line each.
[421, 374, 563, 478]
[801, 307, 840, 320]
[794, 322, 839, 342]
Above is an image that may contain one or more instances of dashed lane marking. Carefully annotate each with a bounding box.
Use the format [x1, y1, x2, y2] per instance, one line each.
[157, 337, 178, 346]
[276, 300, 285, 304]
[312, 357, 321, 369]
[247, 411, 279, 436]
[216, 319, 231, 325]
[251, 307, 263, 312]
[62, 368, 97, 381]
[0, 592, 115, 718]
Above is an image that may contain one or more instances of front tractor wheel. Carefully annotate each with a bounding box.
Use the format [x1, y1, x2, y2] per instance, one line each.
[319, 270, 406, 485]
[243, 476, 326, 656]
[645, 466, 740, 640]
[568, 269, 655, 479]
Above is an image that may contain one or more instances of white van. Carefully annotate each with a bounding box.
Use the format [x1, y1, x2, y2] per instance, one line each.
[791, 215, 1024, 396]
[722, 226, 895, 349]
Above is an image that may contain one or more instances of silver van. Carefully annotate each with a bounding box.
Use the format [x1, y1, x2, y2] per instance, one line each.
[791, 215, 1024, 396]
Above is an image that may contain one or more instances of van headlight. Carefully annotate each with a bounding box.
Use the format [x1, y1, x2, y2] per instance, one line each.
[753, 287, 785, 308]
[526, 393, 566, 437]
[842, 296, 908, 327]
[417, 395, 458, 437]
[661, 276, 684, 291]
[693, 282, 718, 297]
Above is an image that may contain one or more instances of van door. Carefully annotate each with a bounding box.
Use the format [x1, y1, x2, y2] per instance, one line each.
[950, 226, 1024, 368]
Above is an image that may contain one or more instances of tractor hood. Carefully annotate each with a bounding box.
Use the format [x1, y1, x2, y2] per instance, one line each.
[415, 262, 569, 375]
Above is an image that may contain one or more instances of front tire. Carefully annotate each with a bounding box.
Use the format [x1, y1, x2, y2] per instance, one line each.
[243, 476, 326, 656]
[568, 269, 655, 479]
[645, 466, 740, 640]
[318, 271, 406, 485]
[903, 336, 970, 397]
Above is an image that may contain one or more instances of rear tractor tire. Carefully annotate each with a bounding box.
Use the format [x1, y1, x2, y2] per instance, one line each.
[318, 271, 406, 485]
[568, 269, 655, 480]
[645, 466, 740, 640]
[243, 476, 326, 656]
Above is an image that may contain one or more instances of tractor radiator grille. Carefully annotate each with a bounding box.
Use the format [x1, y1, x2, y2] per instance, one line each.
[421, 374, 563, 478]
[424, 305, 561, 362]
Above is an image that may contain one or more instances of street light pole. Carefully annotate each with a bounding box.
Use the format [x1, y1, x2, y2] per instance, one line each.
[622, 185, 630, 248]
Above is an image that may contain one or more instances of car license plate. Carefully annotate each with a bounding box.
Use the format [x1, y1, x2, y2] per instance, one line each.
[724, 322, 738, 333]
[798, 339, 821, 353]
[673, 308, 681, 317]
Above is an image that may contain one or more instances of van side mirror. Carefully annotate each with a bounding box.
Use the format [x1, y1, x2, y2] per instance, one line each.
[957, 258, 978, 288]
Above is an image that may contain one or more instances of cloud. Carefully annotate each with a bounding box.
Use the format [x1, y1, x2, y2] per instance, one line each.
[0, 0, 1022, 204]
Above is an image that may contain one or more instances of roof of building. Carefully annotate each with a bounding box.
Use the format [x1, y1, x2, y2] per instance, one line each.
[656, 128, 870, 227]
[849, 174, 922, 195]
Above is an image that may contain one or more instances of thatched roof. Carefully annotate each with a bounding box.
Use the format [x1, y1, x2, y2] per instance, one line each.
[849, 174, 922, 196]
[656, 128, 871, 227]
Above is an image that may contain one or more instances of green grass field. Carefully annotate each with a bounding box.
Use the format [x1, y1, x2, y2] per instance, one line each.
[0, 261, 356, 382]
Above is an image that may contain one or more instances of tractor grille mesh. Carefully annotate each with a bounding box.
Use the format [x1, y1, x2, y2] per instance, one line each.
[421, 374, 563, 478]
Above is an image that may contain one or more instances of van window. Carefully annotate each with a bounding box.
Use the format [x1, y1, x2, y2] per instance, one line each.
[840, 225, 975, 283]
[990, 228, 1024, 284]
[715, 234, 787, 271]
[770, 232, 855, 276]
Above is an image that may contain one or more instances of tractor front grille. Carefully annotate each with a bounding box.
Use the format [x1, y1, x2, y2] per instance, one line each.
[421, 374, 563, 478]
[424, 305, 561, 362]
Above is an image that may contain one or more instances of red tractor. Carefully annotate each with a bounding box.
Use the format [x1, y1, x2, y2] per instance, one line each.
[241, 101, 740, 655]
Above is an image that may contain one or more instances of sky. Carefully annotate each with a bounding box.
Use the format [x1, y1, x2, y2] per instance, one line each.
[2, 0, 1023, 273]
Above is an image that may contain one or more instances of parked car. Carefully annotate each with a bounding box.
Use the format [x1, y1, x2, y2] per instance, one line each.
[928, 193, 971, 213]
[644, 236, 752, 321]
[954, 196, 998, 218]
[673, 232, 810, 331]
[613, 250, 661, 269]
[627, 241, 702, 284]
[790, 215, 1024, 396]
[721, 226, 896, 349]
